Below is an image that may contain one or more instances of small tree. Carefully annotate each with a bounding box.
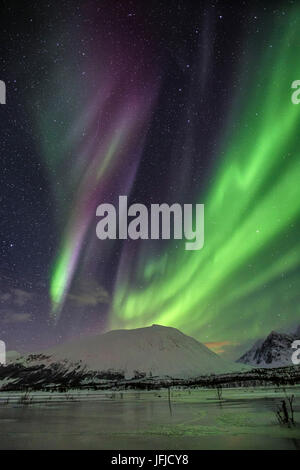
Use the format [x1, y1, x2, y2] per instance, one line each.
[275, 396, 295, 426]
[216, 385, 223, 401]
[286, 394, 295, 425]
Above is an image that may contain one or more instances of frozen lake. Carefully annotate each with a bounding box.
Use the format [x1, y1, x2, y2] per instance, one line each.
[0, 386, 299, 449]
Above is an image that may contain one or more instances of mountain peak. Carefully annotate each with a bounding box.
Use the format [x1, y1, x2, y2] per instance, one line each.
[44, 324, 244, 379]
[238, 329, 296, 368]
[267, 330, 284, 339]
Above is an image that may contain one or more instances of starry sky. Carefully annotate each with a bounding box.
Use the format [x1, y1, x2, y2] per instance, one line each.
[0, 0, 300, 359]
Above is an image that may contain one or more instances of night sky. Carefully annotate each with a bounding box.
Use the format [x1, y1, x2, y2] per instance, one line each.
[0, 0, 300, 359]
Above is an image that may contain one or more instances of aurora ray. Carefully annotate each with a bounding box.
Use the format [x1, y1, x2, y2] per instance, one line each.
[36, 19, 159, 322]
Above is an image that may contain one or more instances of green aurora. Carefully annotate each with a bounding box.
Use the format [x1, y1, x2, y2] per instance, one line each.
[110, 11, 300, 348]
[45, 7, 300, 352]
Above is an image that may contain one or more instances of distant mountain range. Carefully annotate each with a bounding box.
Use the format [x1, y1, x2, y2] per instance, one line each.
[237, 326, 300, 368]
[3, 325, 246, 384]
[2, 325, 300, 391]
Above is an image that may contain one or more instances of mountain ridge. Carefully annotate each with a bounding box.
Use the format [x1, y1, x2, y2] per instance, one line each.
[237, 327, 300, 368]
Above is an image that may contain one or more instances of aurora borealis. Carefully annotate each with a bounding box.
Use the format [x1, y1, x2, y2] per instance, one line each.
[1, 0, 300, 358]
[111, 8, 300, 349]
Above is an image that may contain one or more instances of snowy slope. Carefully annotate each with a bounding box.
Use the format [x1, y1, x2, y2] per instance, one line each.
[236, 338, 264, 365]
[237, 330, 298, 368]
[47, 324, 246, 379]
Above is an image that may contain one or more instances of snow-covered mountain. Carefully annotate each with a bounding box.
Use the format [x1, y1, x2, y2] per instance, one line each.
[237, 329, 299, 368]
[45, 324, 244, 379]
